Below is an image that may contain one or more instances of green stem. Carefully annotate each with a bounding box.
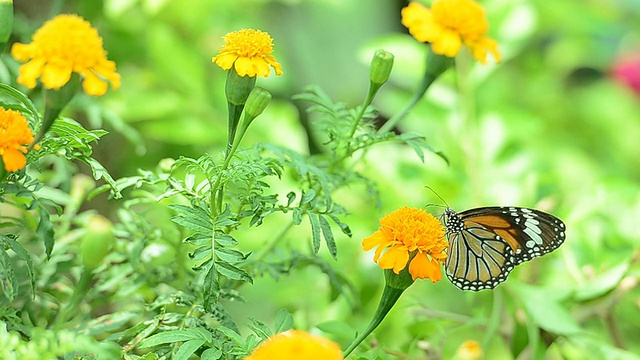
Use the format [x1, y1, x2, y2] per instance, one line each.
[54, 267, 94, 326]
[378, 48, 453, 134]
[343, 285, 405, 357]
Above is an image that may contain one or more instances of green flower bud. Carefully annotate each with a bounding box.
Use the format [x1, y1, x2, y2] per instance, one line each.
[225, 69, 257, 106]
[244, 87, 272, 120]
[369, 49, 394, 86]
[0, 0, 12, 53]
[80, 215, 114, 270]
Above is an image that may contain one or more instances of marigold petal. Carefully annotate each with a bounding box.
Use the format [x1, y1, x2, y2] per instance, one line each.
[234, 57, 253, 77]
[41, 62, 73, 89]
[10, 43, 34, 62]
[409, 252, 442, 282]
[432, 30, 462, 57]
[82, 71, 109, 96]
[17, 59, 45, 89]
[378, 247, 409, 274]
[265, 56, 283, 76]
[1, 148, 27, 172]
[253, 58, 271, 78]
[213, 53, 238, 70]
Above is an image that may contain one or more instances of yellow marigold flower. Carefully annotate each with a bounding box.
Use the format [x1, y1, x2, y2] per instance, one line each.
[11, 14, 120, 96]
[212, 29, 283, 78]
[244, 330, 343, 360]
[363, 206, 447, 282]
[0, 108, 36, 172]
[401, 0, 500, 64]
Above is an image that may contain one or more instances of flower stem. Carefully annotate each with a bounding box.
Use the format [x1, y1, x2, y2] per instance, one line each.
[378, 48, 453, 134]
[343, 285, 405, 357]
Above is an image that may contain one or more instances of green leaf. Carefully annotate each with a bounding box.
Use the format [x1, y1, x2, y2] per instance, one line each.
[216, 248, 248, 264]
[169, 204, 213, 233]
[214, 261, 253, 283]
[0, 235, 35, 299]
[81, 156, 121, 199]
[274, 309, 294, 333]
[327, 214, 352, 237]
[0, 83, 40, 121]
[138, 329, 204, 348]
[300, 189, 316, 205]
[203, 262, 220, 312]
[510, 283, 582, 335]
[319, 215, 337, 260]
[307, 212, 321, 254]
[0, 246, 17, 302]
[292, 208, 303, 225]
[201, 348, 223, 360]
[36, 207, 55, 259]
[248, 318, 272, 339]
[214, 232, 238, 247]
[174, 340, 206, 360]
[574, 261, 630, 301]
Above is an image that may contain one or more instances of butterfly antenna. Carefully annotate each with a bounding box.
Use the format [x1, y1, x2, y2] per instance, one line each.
[424, 185, 449, 208]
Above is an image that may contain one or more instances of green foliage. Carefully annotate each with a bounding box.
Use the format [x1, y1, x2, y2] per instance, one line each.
[1, 0, 640, 359]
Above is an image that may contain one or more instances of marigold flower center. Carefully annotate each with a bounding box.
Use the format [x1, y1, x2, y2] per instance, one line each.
[222, 29, 275, 58]
[432, 0, 488, 38]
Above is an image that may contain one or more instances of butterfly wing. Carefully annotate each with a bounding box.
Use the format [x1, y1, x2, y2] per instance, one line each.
[444, 207, 566, 291]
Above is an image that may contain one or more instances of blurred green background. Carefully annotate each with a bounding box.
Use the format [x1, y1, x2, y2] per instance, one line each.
[7, 0, 640, 358]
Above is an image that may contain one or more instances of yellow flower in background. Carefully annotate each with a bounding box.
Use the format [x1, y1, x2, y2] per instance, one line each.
[363, 206, 447, 282]
[0, 108, 36, 172]
[212, 29, 283, 77]
[244, 330, 343, 360]
[11, 14, 121, 96]
[453, 340, 483, 360]
[401, 0, 500, 64]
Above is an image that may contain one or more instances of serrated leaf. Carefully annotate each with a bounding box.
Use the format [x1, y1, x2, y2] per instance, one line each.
[201, 348, 222, 360]
[319, 215, 337, 260]
[0, 84, 40, 121]
[0, 236, 35, 299]
[300, 189, 316, 205]
[216, 326, 242, 343]
[214, 232, 238, 247]
[274, 309, 294, 333]
[327, 214, 352, 237]
[0, 247, 17, 302]
[216, 248, 248, 264]
[214, 261, 253, 283]
[286, 192, 296, 207]
[81, 156, 121, 198]
[138, 329, 202, 348]
[307, 212, 321, 254]
[169, 204, 213, 233]
[248, 318, 272, 339]
[292, 208, 303, 225]
[36, 207, 55, 259]
[203, 262, 220, 312]
[174, 339, 206, 360]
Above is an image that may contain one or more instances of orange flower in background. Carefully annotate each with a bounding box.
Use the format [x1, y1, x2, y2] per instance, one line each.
[244, 330, 343, 360]
[363, 206, 448, 282]
[212, 29, 283, 77]
[0, 108, 36, 172]
[11, 14, 120, 96]
[401, 0, 500, 64]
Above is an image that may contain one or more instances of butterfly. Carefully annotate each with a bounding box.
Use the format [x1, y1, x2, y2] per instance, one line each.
[442, 206, 566, 291]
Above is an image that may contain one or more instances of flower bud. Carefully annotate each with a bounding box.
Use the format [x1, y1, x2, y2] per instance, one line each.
[369, 49, 394, 86]
[0, 0, 12, 52]
[225, 69, 257, 106]
[80, 215, 114, 270]
[244, 87, 272, 120]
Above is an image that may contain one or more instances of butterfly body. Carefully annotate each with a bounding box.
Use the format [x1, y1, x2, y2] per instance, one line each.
[443, 206, 566, 291]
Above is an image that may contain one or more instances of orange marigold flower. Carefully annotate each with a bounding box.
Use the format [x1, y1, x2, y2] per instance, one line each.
[244, 330, 343, 360]
[401, 0, 500, 64]
[363, 206, 447, 282]
[212, 29, 283, 78]
[11, 14, 120, 96]
[0, 108, 36, 172]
